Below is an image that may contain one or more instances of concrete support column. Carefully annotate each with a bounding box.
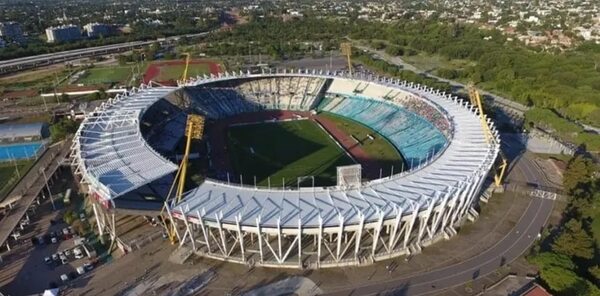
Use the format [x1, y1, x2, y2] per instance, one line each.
[336, 215, 344, 261]
[236, 216, 245, 262]
[196, 210, 211, 253]
[256, 217, 264, 263]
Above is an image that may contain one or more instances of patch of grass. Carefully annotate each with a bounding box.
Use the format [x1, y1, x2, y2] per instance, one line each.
[0, 68, 72, 91]
[319, 112, 405, 171]
[0, 160, 34, 201]
[156, 64, 211, 81]
[227, 120, 354, 187]
[402, 53, 475, 73]
[534, 153, 571, 163]
[77, 66, 133, 85]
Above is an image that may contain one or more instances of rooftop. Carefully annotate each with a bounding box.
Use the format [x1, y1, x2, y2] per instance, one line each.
[0, 122, 48, 141]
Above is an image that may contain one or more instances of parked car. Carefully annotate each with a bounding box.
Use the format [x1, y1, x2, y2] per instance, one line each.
[51, 237, 58, 244]
[76, 266, 86, 275]
[61, 257, 68, 265]
[60, 274, 69, 282]
[73, 236, 87, 246]
[64, 249, 72, 256]
[74, 247, 84, 259]
[83, 262, 94, 272]
[51, 254, 59, 261]
[44, 257, 52, 265]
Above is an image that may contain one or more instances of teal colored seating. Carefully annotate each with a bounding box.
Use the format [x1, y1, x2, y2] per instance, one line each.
[318, 95, 448, 167]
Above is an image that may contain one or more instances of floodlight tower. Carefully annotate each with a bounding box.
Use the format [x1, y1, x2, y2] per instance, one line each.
[181, 53, 191, 82]
[467, 84, 507, 187]
[162, 114, 205, 244]
[340, 42, 353, 76]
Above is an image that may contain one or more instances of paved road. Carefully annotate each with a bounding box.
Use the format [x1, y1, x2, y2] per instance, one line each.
[324, 196, 552, 296]
[0, 139, 72, 250]
[0, 32, 211, 74]
[322, 148, 553, 295]
[320, 126, 553, 295]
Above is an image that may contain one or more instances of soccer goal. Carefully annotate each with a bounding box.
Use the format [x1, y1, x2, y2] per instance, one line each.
[337, 164, 362, 188]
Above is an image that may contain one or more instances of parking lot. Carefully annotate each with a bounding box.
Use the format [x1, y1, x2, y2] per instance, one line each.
[0, 171, 99, 295]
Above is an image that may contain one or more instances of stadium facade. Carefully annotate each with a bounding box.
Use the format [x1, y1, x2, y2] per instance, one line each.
[71, 69, 499, 268]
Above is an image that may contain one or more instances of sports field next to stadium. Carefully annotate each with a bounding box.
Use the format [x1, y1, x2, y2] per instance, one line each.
[76, 66, 133, 85]
[226, 119, 354, 187]
[143, 60, 221, 84]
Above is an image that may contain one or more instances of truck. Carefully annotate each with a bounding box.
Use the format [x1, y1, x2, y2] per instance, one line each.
[63, 188, 72, 204]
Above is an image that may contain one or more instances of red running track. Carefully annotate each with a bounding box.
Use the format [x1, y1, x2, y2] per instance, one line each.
[312, 115, 381, 179]
[143, 60, 222, 85]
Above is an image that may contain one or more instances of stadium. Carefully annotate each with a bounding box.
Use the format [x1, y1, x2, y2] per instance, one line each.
[71, 69, 499, 269]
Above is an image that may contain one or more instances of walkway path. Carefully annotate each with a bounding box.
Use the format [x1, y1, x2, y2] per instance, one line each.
[324, 196, 553, 295]
[0, 139, 71, 250]
[320, 131, 555, 295]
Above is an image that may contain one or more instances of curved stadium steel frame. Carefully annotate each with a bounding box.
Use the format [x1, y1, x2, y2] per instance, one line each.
[71, 69, 499, 268]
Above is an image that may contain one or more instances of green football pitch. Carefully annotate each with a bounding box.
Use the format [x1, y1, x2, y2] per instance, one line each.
[226, 120, 354, 187]
[77, 66, 133, 84]
[319, 112, 405, 173]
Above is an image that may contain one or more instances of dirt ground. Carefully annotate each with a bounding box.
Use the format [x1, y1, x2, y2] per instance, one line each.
[49, 187, 537, 296]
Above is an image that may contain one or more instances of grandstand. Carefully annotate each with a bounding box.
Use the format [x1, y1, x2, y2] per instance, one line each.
[317, 95, 447, 167]
[174, 76, 327, 118]
[71, 69, 499, 268]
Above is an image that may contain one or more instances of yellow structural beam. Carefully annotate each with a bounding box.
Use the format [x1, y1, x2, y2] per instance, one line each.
[161, 114, 205, 244]
[340, 42, 353, 76]
[467, 84, 508, 187]
[181, 53, 191, 81]
[177, 114, 204, 203]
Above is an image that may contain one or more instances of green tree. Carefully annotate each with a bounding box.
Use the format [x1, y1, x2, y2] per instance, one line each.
[50, 118, 79, 143]
[63, 210, 75, 225]
[530, 252, 577, 292]
[117, 55, 128, 66]
[589, 265, 600, 283]
[384, 45, 404, 56]
[552, 219, 595, 259]
[529, 252, 600, 295]
[98, 88, 107, 100]
[563, 155, 595, 194]
[60, 93, 70, 103]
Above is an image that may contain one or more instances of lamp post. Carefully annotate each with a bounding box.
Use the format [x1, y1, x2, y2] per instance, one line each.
[40, 168, 55, 210]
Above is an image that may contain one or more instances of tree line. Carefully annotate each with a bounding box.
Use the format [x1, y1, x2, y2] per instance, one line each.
[529, 154, 600, 295]
[205, 17, 600, 141]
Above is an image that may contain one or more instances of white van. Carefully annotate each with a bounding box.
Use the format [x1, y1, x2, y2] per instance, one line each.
[74, 247, 84, 259]
[76, 266, 85, 275]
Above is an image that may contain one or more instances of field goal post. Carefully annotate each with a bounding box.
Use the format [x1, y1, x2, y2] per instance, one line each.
[337, 164, 362, 188]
